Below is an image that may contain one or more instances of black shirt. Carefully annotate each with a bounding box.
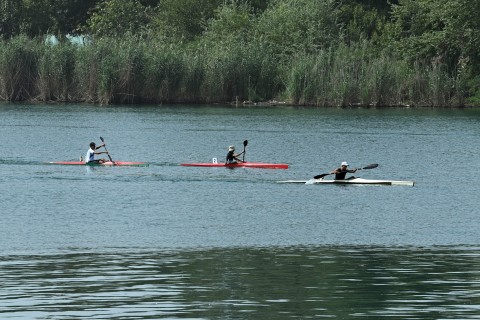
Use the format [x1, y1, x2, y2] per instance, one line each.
[226, 150, 236, 163]
[334, 167, 354, 180]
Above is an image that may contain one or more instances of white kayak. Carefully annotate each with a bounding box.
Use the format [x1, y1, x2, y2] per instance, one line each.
[277, 177, 415, 186]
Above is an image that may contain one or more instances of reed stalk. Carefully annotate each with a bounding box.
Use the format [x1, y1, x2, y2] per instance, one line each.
[37, 42, 76, 101]
[284, 43, 462, 107]
[0, 35, 39, 101]
[0, 34, 467, 106]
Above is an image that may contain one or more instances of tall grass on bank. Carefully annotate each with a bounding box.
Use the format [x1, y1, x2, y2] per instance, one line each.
[0, 35, 468, 106]
[38, 43, 76, 101]
[286, 43, 465, 107]
[200, 41, 279, 103]
[75, 38, 149, 104]
[181, 52, 205, 103]
[0, 36, 39, 101]
[142, 44, 185, 103]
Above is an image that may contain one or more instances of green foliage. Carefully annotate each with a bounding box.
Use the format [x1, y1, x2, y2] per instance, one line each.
[381, 0, 480, 103]
[336, 1, 388, 45]
[142, 44, 185, 103]
[255, 0, 341, 60]
[247, 0, 272, 12]
[284, 42, 463, 107]
[0, 35, 39, 100]
[202, 1, 256, 45]
[37, 42, 76, 101]
[181, 53, 206, 102]
[0, 0, 20, 39]
[53, 0, 102, 34]
[465, 75, 480, 105]
[75, 36, 150, 104]
[444, 0, 480, 75]
[17, 0, 54, 36]
[0, 0, 101, 38]
[1, 0, 480, 106]
[386, 0, 449, 61]
[199, 39, 279, 102]
[85, 0, 151, 37]
[151, 0, 222, 42]
[73, 43, 100, 102]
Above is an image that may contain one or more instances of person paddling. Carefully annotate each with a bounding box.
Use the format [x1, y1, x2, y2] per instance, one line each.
[331, 161, 357, 180]
[85, 142, 108, 164]
[225, 145, 244, 164]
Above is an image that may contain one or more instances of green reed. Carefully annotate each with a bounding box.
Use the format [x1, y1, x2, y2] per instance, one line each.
[285, 43, 464, 107]
[0, 35, 467, 106]
[200, 41, 280, 103]
[0, 35, 39, 101]
[142, 44, 185, 103]
[37, 43, 76, 101]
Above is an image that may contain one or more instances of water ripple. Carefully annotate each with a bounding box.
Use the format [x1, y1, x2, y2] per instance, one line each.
[1, 246, 480, 319]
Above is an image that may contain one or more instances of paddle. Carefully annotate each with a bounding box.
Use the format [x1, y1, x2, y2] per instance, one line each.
[313, 163, 378, 179]
[99, 136, 114, 163]
[242, 140, 248, 162]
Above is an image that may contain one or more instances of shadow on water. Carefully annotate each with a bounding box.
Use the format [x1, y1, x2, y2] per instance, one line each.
[1, 245, 479, 320]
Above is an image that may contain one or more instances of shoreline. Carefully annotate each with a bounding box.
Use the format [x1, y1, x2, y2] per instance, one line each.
[1, 99, 477, 108]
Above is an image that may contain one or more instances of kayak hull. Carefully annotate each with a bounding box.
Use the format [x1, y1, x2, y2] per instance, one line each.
[277, 177, 414, 186]
[181, 161, 288, 169]
[49, 161, 148, 166]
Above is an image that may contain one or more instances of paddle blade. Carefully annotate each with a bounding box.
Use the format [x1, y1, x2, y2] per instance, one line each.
[242, 140, 248, 161]
[313, 173, 329, 179]
[362, 163, 378, 170]
[99, 136, 113, 163]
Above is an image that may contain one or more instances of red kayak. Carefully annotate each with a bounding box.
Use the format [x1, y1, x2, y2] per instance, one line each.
[49, 161, 148, 166]
[181, 161, 288, 169]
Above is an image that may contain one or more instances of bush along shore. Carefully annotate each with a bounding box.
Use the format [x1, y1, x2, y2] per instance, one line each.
[3, 0, 480, 107]
[0, 35, 469, 107]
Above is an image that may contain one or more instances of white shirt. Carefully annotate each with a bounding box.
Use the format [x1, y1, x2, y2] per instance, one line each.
[85, 148, 95, 163]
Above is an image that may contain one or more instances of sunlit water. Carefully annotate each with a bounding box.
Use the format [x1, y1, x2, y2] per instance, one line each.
[1, 103, 480, 319]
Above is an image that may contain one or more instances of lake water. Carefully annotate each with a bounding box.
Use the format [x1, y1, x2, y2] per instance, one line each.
[1, 103, 479, 319]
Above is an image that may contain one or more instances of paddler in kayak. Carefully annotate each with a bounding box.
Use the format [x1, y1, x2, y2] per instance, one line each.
[85, 142, 108, 164]
[225, 145, 244, 164]
[331, 161, 357, 180]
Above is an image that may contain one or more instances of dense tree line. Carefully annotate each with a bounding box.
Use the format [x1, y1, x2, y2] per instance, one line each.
[0, 0, 479, 106]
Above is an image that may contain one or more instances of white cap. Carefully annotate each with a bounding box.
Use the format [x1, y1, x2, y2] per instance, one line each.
[341, 161, 348, 166]
[228, 145, 235, 151]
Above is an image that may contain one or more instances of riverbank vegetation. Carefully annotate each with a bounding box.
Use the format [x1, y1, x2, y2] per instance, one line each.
[0, 0, 479, 106]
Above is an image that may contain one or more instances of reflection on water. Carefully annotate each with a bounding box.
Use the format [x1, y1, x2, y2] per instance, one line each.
[2, 105, 480, 319]
[1, 246, 480, 319]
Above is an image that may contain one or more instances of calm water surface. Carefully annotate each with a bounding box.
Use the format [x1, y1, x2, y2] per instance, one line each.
[1, 103, 479, 319]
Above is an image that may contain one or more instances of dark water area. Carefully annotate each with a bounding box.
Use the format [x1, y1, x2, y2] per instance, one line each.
[1, 103, 480, 318]
[2, 246, 480, 319]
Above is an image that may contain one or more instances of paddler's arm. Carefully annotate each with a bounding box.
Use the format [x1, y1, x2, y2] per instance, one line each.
[234, 155, 244, 162]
